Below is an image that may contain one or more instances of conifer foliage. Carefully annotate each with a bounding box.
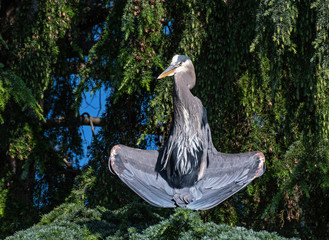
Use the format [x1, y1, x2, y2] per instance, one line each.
[1, 0, 328, 239]
[6, 202, 296, 240]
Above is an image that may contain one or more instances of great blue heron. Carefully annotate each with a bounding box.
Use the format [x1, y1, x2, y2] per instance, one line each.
[109, 55, 265, 210]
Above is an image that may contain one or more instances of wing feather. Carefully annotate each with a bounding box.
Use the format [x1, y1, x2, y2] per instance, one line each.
[110, 144, 265, 210]
[110, 145, 176, 208]
[187, 151, 265, 210]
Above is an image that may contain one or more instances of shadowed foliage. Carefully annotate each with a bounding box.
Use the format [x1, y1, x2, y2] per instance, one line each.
[5, 201, 297, 240]
[1, 0, 328, 239]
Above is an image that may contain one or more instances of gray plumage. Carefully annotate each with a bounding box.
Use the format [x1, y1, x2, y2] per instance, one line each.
[109, 55, 265, 210]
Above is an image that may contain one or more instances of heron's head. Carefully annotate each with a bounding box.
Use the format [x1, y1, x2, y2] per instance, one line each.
[157, 55, 195, 89]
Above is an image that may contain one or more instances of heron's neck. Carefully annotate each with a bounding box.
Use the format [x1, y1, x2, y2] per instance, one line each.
[173, 72, 195, 115]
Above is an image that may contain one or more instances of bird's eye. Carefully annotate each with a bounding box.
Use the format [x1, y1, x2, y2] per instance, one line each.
[179, 62, 182, 66]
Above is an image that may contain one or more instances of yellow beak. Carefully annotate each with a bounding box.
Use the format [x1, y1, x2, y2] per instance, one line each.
[157, 65, 177, 79]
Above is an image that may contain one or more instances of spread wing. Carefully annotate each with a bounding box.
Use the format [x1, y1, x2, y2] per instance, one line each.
[183, 109, 266, 210]
[109, 144, 265, 210]
[186, 150, 265, 210]
[109, 144, 176, 208]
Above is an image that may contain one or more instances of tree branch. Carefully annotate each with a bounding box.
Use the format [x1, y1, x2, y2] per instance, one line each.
[45, 115, 104, 127]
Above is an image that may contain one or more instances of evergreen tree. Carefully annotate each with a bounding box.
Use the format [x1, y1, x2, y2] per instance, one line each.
[1, 0, 328, 239]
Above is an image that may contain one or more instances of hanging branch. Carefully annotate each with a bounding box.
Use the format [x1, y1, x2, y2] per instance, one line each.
[45, 113, 104, 127]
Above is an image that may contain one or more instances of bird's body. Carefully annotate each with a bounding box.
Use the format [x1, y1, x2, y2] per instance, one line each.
[109, 55, 265, 210]
[161, 67, 205, 188]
